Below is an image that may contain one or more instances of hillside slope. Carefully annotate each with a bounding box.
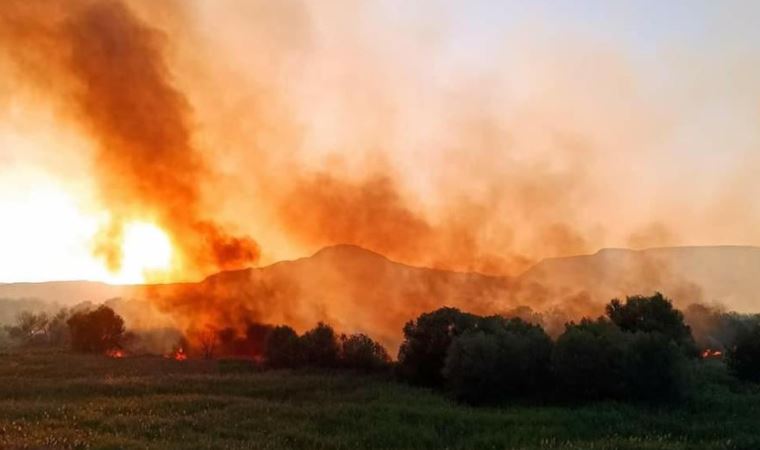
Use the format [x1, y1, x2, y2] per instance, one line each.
[518, 246, 760, 313]
[2, 245, 759, 349]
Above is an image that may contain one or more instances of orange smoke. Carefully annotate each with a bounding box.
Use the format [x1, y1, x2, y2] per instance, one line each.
[278, 173, 547, 275]
[4, 1, 759, 356]
[0, 0, 258, 279]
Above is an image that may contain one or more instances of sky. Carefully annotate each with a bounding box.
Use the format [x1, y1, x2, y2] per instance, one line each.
[0, 0, 759, 283]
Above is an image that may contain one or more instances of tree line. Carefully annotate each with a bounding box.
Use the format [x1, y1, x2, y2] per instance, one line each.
[4, 292, 760, 405]
[397, 293, 760, 404]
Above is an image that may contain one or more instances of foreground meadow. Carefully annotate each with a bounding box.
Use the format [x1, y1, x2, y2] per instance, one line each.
[0, 350, 758, 449]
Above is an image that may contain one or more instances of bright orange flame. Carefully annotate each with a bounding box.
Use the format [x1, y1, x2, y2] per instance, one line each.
[166, 347, 187, 361]
[701, 349, 723, 359]
[107, 222, 173, 284]
[106, 349, 125, 358]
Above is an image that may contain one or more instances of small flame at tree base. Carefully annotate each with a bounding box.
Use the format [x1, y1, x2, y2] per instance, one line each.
[701, 349, 723, 359]
[166, 347, 187, 361]
[106, 349, 125, 358]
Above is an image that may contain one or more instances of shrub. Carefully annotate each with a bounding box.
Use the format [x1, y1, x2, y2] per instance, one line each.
[67, 305, 125, 353]
[606, 292, 697, 356]
[46, 309, 71, 347]
[216, 323, 274, 358]
[552, 318, 628, 400]
[623, 332, 690, 402]
[716, 313, 760, 351]
[300, 322, 340, 368]
[197, 326, 219, 359]
[265, 325, 302, 368]
[397, 307, 478, 386]
[6, 311, 50, 346]
[443, 316, 552, 404]
[4, 308, 71, 348]
[340, 333, 391, 371]
[245, 323, 274, 358]
[726, 323, 760, 383]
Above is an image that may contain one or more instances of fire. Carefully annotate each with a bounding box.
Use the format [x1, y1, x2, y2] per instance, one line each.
[167, 347, 187, 361]
[107, 222, 173, 284]
[701, 349, 723, 359]
[106, 349, 125, 358]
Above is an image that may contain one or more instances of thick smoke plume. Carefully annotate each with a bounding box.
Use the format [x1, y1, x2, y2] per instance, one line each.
[2, 1, 760, 353]
[0, 0, 258, 279]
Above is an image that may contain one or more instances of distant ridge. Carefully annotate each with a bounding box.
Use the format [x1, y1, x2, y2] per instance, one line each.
[519, 245, 760, 312]
[1, 245, 759, 350]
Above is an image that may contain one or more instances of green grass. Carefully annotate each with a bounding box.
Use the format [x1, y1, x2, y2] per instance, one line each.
[0, 351, 758, 449]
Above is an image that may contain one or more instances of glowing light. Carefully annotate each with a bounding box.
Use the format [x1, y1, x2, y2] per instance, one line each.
[108, 222, 173, 284]
[106, 349, 125, 358]
[701, 349, 723, 359]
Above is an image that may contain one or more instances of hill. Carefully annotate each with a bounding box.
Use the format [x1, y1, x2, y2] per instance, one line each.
[139, 245, 512, 349]
[1, 245, 759, 350]
[518, 246, 760, 313]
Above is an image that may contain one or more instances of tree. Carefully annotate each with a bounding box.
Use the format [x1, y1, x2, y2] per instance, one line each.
[606, 292, 697, 355]
[300, 322, 340, 368]
[197, 326, 218, 359]
[443, 316, 553, 404]
[6, 311, 50, 345]
[397, 307, 479, 386]
[215, 323, 275, 358]
[712, 312, 760, 352]
[623, 332, 690, 402]
[4, 308, 71, 348]
[265, 325, 302, 368]
[726, 323, 760, 383]
[245, 323, 274, 358]
[340, 333, 391, 371]
[49, 309, 71, 346]
[552, 318, 628, 400]
[67, 305, 125, 353]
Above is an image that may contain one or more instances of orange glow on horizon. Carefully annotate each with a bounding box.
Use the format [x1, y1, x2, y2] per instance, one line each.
[104, 222, 174, 285]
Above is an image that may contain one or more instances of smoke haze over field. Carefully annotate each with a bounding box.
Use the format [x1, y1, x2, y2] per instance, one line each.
[1, 1, 760, 342]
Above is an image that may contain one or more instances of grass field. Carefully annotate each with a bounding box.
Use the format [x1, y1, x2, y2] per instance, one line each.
[0, 351, 759, 449]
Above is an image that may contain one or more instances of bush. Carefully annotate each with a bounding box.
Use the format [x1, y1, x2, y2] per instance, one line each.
[552, 318, 628, 400]
[46, 309, 71, 347]
[67, 305, 125, 353]
[5, 311, 50, 346]
[717, 313, 760, 351]
[397, 307, 479, 386]
[300, 322, 340, 368]
[264, 325, 302, 368]
[606, 292, 697, 356]
[443, 316, 552, 404]
[5, 308, 71, 348]
[340, 333, 391, 371]
[216, 323, 274, 358]
[726, 323, 760, 383]
[623, 332, 690, 402]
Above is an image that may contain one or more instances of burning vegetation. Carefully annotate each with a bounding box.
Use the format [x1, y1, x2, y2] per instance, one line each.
[701, 349, 723, 359]
[166, 347, 187, 361]
[106, 348, 125, 359]
[4, 292, 760, 409]
[1, 3, 760, 411]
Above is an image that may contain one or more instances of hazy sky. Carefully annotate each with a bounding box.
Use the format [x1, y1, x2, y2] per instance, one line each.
[1, 0, 759, 283]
